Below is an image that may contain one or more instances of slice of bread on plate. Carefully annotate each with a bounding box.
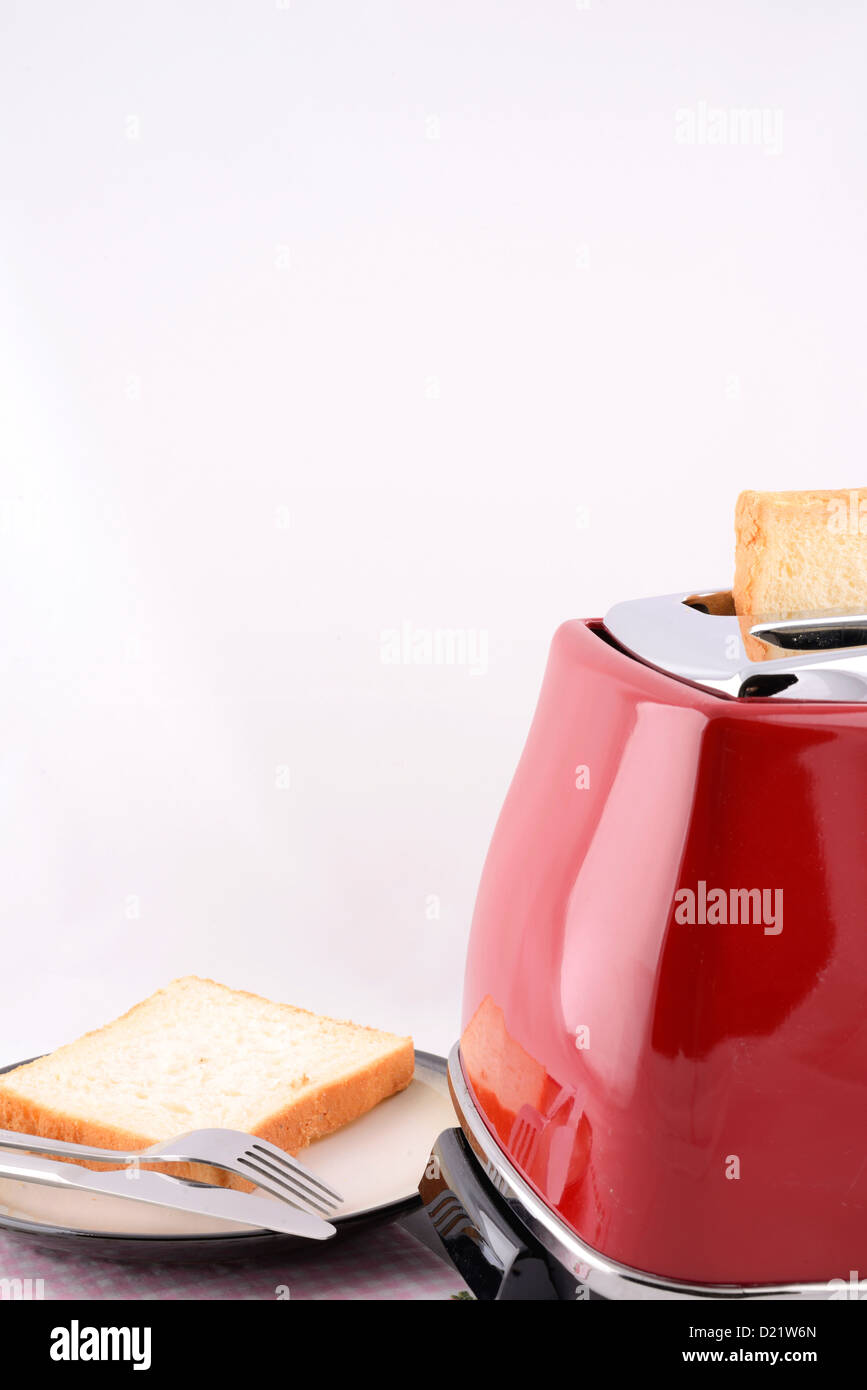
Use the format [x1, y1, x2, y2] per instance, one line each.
[0, 976, 414, 1190]
[734, 488, 867, 660]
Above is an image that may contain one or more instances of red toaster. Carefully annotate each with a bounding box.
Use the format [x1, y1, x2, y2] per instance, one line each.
[421, 590, 867, 1299]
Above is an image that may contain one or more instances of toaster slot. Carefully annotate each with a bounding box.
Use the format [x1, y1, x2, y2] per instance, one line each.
[683, 590, 736, 616]
[738, 668, 867, 701]
[738, 673, 799, 699]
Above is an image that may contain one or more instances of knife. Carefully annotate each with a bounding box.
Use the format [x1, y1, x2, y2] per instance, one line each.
[0, 1149, 336, 1239]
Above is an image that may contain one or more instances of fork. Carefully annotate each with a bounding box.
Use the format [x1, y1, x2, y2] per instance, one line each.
[0, 1127, 342, 1219]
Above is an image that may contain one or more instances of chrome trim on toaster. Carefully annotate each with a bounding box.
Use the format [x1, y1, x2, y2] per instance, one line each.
[448, 1043, 835, 1301]
[603, 589, 867, 701]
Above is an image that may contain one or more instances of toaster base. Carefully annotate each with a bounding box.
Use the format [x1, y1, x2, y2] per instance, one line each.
[419, 1044, 838, 1301]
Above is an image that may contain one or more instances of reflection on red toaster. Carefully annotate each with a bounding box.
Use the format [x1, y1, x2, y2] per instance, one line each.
[462, 996, 594, 1221]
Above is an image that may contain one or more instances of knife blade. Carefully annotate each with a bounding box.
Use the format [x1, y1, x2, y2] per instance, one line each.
[0, 1149, 336, 1239]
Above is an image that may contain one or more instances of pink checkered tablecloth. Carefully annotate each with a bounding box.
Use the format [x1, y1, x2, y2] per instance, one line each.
[0, 1219, 469, 1301]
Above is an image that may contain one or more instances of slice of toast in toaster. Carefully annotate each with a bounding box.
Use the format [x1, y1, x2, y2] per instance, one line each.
[733, 488, 867, 661]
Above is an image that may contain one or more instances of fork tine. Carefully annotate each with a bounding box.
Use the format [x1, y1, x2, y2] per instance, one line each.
[236, 1155, 337, 1216]
[246, 1141, 343, 1203]
[243, 1148, 341, 1209]
[241, 1153, 340, 1213]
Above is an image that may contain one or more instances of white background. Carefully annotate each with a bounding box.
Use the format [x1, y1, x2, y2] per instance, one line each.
[1, 1, 865, 1061]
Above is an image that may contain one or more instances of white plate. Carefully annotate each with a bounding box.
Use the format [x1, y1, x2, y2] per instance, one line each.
[0, 1051, 455, 1255]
